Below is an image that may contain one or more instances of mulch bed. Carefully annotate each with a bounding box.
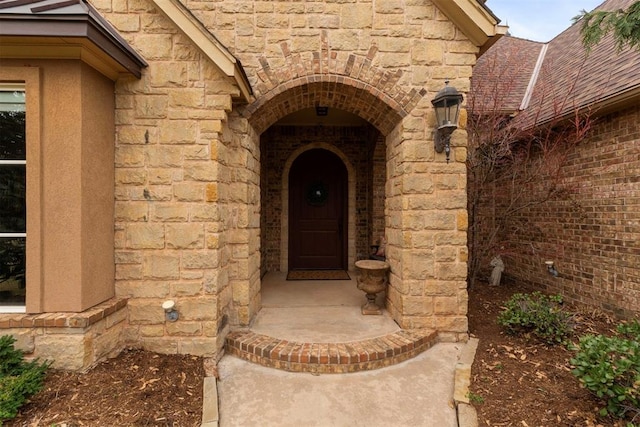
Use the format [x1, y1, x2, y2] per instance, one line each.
[468, 281, 629, 427]
[6, 348, 204, 427]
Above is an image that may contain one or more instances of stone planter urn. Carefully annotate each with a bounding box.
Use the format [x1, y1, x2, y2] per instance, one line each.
[355, 259, 390, 315]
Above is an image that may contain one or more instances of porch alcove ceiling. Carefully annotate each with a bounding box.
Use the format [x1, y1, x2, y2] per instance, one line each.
[276, 107, 369, 127]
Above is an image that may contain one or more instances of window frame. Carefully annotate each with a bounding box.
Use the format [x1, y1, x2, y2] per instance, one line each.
[0, 67, 42, 314]
[0, 84, 27, 313]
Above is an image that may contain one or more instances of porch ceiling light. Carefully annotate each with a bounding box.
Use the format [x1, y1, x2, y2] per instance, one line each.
[431, 80, 463, 163]
[315, 106, 329, 116]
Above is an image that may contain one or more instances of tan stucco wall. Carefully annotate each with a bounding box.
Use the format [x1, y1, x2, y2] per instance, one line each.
[1, 59, 115, 313]
[80, 62, 117, 309]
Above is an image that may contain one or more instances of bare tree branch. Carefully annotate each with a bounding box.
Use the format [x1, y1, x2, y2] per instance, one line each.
[467, 39, 594, 289]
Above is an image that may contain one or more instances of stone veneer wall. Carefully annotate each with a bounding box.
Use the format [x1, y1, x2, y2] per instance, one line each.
[382, 120, 469, 337]
[95, 0, 245, 355]
[220, 0, 473, 337]
[91, 0, 479, 355]
[0, 299, 128, 371]
[220, 114, 262, 328]
[480, 105, 640, 319]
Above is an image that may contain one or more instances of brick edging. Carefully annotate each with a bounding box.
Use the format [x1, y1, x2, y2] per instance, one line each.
[0, 297, 128, 329]
[225, 329, 437, 374]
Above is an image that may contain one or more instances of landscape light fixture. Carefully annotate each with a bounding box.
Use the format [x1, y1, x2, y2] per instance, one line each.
[431, 80, 463, 163]
[545, 261, 559, 277]
[162, 300, 179, 322]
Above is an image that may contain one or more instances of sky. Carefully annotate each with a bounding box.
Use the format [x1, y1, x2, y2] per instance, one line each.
[486, 0, 605, 42]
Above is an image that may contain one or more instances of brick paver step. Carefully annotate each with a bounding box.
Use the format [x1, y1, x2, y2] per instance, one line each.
[225, 328, 437, 373]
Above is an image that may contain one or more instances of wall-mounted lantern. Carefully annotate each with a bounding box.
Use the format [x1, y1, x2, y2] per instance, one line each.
[431, 80, 463, 163]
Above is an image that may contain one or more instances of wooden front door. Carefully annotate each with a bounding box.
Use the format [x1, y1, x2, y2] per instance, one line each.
[289, 149, 347, 270]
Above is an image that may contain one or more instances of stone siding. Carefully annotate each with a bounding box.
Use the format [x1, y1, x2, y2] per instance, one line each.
[91, 0, 480, 356]
[219, 0, 474, 335]
[0, 299, 128, 371]
[99, 1, 243, 355]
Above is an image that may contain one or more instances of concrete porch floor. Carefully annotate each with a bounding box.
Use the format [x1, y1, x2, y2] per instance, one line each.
[253, 271, 398, 342]
[210, 272, 476, 427]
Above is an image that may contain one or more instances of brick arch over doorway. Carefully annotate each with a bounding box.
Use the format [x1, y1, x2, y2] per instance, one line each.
[242, 46, 429, 135]
[246, 79, 401, 136]
[233, 47, 432, 329]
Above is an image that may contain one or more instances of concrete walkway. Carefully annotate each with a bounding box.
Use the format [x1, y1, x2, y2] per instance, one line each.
[204, 273, 478, 427]
[216, 342, 462, 427]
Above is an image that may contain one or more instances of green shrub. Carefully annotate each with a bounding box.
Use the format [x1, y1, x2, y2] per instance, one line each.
[467, 391, 485, 404]
[0, 335, 49, 422]
[570, 321, 640, 423]
[618, 320, 640, 340]
[497, 292, 574, 344]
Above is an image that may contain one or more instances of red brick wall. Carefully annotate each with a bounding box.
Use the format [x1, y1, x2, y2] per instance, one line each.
[371, 135, 386, 246]
[477, 105, 640, 318]
[260, 125, 383, 273]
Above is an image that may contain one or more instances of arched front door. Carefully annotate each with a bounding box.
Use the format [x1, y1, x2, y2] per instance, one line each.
[288, 149, 347, 270]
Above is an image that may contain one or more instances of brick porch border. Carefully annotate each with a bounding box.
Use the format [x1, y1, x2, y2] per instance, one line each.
[0, 298, 128, 329]
[225, 328, 438, 374]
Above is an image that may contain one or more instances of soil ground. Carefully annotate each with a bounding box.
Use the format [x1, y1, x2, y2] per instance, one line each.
[5, 280, 634, 426]
[468, 280, 630, 427]
[5, 349, 204, 427]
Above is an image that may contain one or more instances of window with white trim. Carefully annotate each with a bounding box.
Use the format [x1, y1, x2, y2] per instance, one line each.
[0, 85, 26, 313]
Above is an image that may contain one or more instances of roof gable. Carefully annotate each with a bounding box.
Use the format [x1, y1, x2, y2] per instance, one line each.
[471, 37, 545, 115]
[150, 0, 253, 103]
[432, 0, 508, 52]
[528, 0, 640, 123]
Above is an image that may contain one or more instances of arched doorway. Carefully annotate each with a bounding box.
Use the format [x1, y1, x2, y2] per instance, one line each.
[244, 77, 401, 328]
[288, 149, 348, 271]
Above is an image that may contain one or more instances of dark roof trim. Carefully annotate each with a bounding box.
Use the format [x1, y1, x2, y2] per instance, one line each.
[31, 0, 79, 13]
[0, 0, 147, 78]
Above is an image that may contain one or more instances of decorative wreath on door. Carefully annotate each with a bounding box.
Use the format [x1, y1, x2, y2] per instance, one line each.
[306, 181, 328, 206]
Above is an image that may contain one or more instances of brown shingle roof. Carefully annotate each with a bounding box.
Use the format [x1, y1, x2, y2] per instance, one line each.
[473, 0, 640, 125]
[470, 36, 545, 115]
[527, 0, 640, 124]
